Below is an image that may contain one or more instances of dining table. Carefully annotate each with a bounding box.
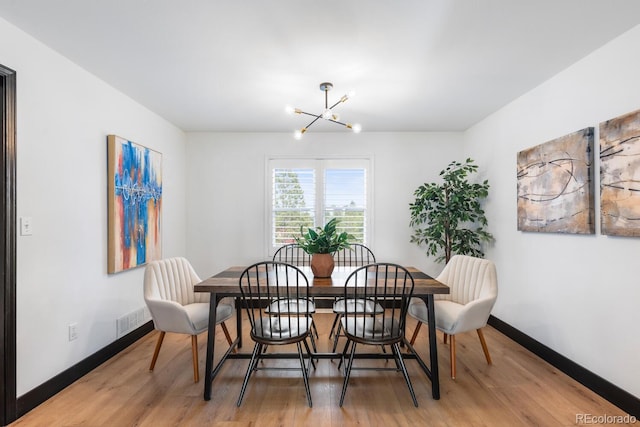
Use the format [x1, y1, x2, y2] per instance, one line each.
[194, 264, 450, 402]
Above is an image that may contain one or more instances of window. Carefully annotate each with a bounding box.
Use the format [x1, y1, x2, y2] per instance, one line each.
[268, 158, 371, 253]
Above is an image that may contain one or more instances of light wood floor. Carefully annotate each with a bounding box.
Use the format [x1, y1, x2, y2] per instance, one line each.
[10, 311, 633, 427]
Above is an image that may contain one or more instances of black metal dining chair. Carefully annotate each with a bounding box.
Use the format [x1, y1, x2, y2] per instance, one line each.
[329, 243, 378, 351]
[237, 261, 315, 407]
[271, 244, 318, 349]
[338, 263, 418, 407]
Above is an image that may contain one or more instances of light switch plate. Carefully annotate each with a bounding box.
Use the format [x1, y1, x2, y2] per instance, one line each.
[20, 217, 33, 236]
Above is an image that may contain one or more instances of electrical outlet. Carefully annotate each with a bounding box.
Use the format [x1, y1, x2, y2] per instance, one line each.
[68, 323, 78, 341]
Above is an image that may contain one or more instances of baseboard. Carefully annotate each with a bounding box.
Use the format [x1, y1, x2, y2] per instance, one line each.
[16, 321, 154, 418]
[488, 315, 639, 418]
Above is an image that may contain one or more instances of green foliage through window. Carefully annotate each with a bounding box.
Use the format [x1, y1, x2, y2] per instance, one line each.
[273, 169, 314, 245]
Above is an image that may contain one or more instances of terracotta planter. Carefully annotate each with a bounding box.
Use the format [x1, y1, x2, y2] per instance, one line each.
[311, 253, 335, 278]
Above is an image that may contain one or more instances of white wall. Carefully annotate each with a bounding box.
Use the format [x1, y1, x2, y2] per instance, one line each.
[185, 132, 462, 278]
[0, 18, 188, 395]
[465, 25, 640, 397]
[6, 7, 637, 405]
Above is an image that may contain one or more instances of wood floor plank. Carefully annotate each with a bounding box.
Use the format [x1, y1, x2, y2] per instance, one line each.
[9, 312, 634, 427]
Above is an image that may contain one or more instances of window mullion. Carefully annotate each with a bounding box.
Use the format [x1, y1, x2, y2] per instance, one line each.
[316, 160, 325, 227]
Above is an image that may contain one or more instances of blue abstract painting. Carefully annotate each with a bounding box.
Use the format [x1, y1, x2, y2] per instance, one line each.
[108, 135, 162, 273]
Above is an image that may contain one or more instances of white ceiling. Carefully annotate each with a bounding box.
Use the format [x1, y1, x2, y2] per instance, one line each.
[1, 1, 640, 133]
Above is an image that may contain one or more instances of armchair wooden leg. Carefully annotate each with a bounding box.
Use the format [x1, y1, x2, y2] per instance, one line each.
[409, 321, 422, 345]
[477, 328, 492, 365]
[220, 321, 236, 353]
[443, 333, 448, 344]
[149, 331, 165, 371]
[449, 334, 456, 379]
[191, 335, 199, 383]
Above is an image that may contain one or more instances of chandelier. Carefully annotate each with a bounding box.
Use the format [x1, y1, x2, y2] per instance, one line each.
[286, 82, 362, 139]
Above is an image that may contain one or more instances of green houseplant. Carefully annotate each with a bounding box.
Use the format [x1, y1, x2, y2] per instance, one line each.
[409, 158, 493, 264]
[295, 218, 353, 277]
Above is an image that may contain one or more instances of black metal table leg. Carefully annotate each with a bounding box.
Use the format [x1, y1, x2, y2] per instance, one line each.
[426, 294, 440, 399]
[203, 292, 218, 401]
[235, 297, 243, 349]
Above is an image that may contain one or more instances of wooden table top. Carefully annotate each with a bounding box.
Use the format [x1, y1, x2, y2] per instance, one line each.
[195, 265, 449, 297]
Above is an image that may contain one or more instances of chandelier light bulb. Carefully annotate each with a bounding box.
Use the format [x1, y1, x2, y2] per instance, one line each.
[294, 129, 303, 140]
[322, 108, 332, 119]
[285, 105, 295, 115]
[352, 123, 362, 133]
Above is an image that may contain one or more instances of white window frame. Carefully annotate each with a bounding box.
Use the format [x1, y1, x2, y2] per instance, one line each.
[265, 156, 373, 257]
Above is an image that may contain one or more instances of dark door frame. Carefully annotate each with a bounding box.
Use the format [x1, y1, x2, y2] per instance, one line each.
[0, 63, 17, 425]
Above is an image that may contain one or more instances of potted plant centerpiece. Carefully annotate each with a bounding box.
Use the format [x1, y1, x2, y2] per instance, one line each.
[295, 218, 353, 277]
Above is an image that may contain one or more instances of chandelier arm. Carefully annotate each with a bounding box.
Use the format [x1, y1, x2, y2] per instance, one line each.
[297, 110, 321, 119]
[304, 115, 322, 130]
[328, 99, 344, 110]
[327, 119, 349, 127]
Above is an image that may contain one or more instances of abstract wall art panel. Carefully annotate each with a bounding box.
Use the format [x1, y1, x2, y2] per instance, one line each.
[517, 127, 594, 234]
[107, 135, 162, 273]
[600, 108, 640, 237]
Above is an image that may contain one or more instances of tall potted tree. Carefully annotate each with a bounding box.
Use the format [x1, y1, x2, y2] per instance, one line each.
[409, 158, 493, 264]
[295, 218, 353, 277]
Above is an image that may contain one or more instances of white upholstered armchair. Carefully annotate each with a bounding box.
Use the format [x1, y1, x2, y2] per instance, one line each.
[408, 255, 498, 379]
[143, 257, 234, 382]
